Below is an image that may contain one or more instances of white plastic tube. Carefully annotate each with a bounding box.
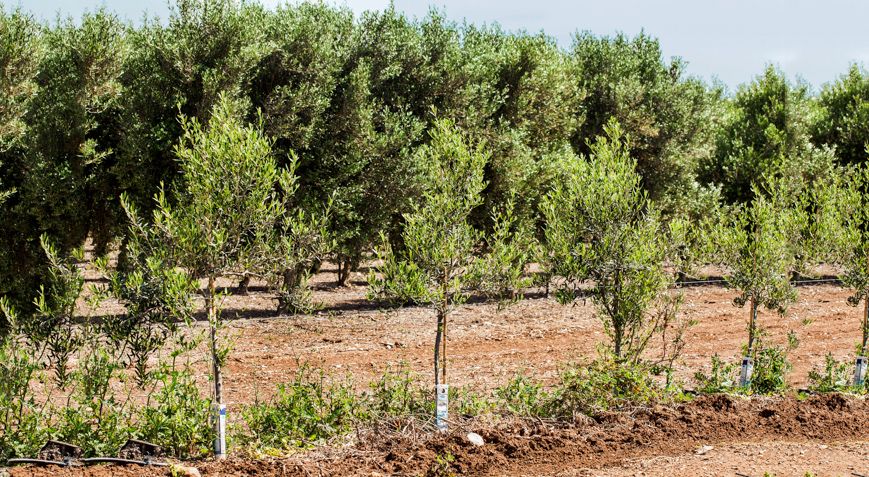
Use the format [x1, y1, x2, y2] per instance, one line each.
[214, 403, 227, 459]
[739, 357, 753, 388]
[855, 356, 867, 387]
[436, 384, 449, 432]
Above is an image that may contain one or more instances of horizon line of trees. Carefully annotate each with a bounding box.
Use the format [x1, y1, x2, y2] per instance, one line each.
[0, 0, 867, 320]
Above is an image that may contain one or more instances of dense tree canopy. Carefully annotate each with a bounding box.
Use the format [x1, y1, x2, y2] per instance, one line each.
[812, 65, 869, 166]
[0, 0, 866, 322]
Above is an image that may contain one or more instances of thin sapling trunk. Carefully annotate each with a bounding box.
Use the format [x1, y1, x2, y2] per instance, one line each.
[207, 276, 226, 458]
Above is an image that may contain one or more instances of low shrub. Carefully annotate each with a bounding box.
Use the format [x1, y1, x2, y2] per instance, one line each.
[454, 387, 494, 417]
[749, 332, 797, 395]
[240, 365, 358, 450]
[807, 353, 853, 393]
[55, 347, 133, 457]
[0, 334, 50, 463]
[137, 365, 215, 458]
[545, 354, 666, 418]
[694, 332, 797, 395]
[363, 367, 432, 420]
[694, 354, 738, 393]
[495, 374, 548, 417]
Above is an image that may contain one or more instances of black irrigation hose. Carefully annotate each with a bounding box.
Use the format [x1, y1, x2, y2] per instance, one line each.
[674, 277, 843, 288]
[7, 458, 168, 468]
[81, 457, 168, 466]
[558, 276, 845, 293]
[6, 458, 78, 467]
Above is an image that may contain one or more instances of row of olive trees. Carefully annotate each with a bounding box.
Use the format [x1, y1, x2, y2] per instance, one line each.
[373, 114, 869, 406]
[4, 85, 865, 452]
[2, 1, 866, 323]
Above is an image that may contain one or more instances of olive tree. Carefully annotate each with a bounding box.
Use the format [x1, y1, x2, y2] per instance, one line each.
[542, 121, 681, 364]
[369, 118, 529, 428]
[702, 66, 834, 205]
[571, 32, 720, 215]
[369, 118, 485, 387]
[0, 7, 41, 324]
[716, 178, 806, 384]
[811, 65, 869, 166]
[142, 96, 317, 457]
[815, 162, 869, 377]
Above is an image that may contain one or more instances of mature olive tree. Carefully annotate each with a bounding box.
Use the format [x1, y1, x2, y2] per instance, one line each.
[811, 64, 869, 166]
[702, 66, 834, 205]
[542, 121, 681, 363]
[117, 0, 268, 221]
[571, 32, 720, 215]
[0, 7, 41, 321]
[1, 9, 125, 317]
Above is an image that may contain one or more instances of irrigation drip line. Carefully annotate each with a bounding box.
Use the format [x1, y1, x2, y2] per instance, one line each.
[556, 276, 844, 293]
[674, 277, 843, 287]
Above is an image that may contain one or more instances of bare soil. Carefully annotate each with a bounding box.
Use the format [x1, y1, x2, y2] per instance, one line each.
[8, 263, 869, 475]
[180, 266, 859, 407]
[8, 395, 869, 476]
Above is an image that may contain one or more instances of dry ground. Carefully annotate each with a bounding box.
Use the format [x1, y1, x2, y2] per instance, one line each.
[144, 264, 860, 408]
[14, 262, 868, 475]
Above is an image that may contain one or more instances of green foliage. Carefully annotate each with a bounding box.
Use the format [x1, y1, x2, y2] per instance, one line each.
[702, 66, 835, 204]
[717, 178, 806, 350]
[154, 96, 286, 282]
[0, 9, 41, 274]
[747, 332, 797, 395]
[363, 367, 432, 420]
[0, 6, 41, 147]
[240, 366, 357, 450]
[426, 451, 457, 477]
[118, 0, 268, 219]
[545, 355, 666, 418]
[0, 331, 49, 463]
[369, 117, 486, 311]
[495, 374, 547, 417]
[811, 65, 869, 166]
[807, 353, 852, 393]
[1, 9, 127, 319]
[542, 121, 682, 362]
[11, 236, 86, 388]
[693, 354, 738, 394]
[817, 165, 869, 354]
[55, 346, 132, 457]
[96, 198, 197, 387]
[571, 32, 721, 214]
[369, 118, 490, 388]
[693, 332, 797, 395]
[369, 117, 534, 393]
[471, 198, 535, 301]
[138, 366, 215, 458]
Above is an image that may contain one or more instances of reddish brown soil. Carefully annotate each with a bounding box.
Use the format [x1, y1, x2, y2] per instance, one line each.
[18, 263, 866, 475]
[186, 268, 860, 409]
[9, 395, 869, 476]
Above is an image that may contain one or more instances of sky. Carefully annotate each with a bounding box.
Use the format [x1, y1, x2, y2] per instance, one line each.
[10, 0, 869, 91]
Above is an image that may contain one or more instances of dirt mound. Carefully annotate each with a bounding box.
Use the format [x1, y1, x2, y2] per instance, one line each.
[8, 394, 869, 477]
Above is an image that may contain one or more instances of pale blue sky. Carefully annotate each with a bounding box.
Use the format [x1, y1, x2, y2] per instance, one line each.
[9, 0, 869, 90]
